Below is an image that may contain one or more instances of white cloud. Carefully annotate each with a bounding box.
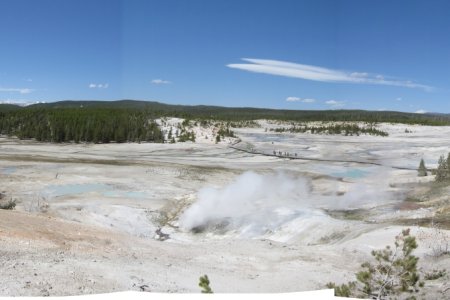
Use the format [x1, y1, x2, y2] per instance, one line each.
[151, 79, 171, 85]
[325, 100, 346, 108]
[227, 58, 433, 91]
[396, 97, 402, 101]
[0, 99, 45, 106]
[0, 87, 34, 94]
[415, 109, 427, 114]
[350, 72, 368, 78]
[89, 83, 109, 89]
[286, 96, 316, 103]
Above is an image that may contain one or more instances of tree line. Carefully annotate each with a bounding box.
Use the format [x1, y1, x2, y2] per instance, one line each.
[270, 123, 389, 137]
[0, 107, 164, 143]
[1, 100, 450, 144]
[3, 100, 449, 125]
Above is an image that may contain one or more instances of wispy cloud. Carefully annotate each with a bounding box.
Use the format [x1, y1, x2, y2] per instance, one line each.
[0, 99, 45, 106]
[227, 58, 433, 91]
[151, 79, 171, 85]
[286, 96, 316, 103]
[415, 109, 427, 114]
[0, 87, 34, 94]
[325, 100, 346, 108]
[89, 83, 109, 89]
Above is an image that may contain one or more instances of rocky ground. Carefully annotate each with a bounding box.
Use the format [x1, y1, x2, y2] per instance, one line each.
[0, 122, 449, 297]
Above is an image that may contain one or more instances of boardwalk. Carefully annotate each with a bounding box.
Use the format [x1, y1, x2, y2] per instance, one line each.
[229, 140, 419, 171]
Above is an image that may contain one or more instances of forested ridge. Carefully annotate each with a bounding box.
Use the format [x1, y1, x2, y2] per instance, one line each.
[24, 100, 450, 124]
[0, 100, 449, 143]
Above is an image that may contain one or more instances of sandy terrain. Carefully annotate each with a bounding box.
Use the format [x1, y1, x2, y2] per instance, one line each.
[0, 122, 449, 297]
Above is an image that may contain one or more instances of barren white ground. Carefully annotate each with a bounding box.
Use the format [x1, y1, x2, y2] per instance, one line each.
[0, 121, 449, 297]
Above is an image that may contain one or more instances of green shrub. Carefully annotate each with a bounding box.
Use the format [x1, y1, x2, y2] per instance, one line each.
[328, 229, 424, 299]
[199, 275, 213, 293]
[418, 159, 427, 177]
[424, 269, 446, 280]
[0, 200, 16, 210]
[435, 153, 450, 182]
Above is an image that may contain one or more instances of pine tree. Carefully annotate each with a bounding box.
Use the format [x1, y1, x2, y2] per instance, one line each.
[447, 152, 450, 173]
[417, 158, 427, 177]
[328, 229, 422, 299]
[198, 275, 213, 293]
[435, 155, 448, 182]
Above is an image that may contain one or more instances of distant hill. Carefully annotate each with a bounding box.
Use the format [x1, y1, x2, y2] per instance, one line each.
[1, 99, 450, 125]
[0, 103, 22, 112]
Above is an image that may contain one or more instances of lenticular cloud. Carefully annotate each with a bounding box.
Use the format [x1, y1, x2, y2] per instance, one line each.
[227, 58, 433, 91]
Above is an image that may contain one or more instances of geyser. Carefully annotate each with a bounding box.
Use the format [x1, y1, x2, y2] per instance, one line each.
[179, 171, 311, 235]
[178, 170, 396, 238]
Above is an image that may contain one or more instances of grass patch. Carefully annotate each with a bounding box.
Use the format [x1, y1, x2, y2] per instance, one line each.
[317, 231, 347, 244]
[424, 269, 446, 280]
[394, 217, 450, 230]
[325, 208, 367, 221]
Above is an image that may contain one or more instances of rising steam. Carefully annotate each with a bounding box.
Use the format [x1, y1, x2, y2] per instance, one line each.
[178, 171, 396, 237]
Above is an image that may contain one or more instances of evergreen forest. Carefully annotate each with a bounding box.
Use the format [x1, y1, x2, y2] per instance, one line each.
[1, 100, 449, 144]
[0, 106, 163, 143]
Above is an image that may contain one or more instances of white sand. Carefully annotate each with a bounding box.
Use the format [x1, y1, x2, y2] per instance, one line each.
[0, 122, 449, 297]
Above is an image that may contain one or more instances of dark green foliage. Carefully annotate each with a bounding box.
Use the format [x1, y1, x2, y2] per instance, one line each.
[198, 275, 213, 293]
[0, 200, 16, 210]
[182, 118, 191, 127]
[326, 282, 356, 297]
[228, 120, 260, 128]
[2, 100, 450, 124]
[435, 153, 450, 182]
[328, 229, 423, 299]
[217, 126, 235, 138]
[0, 106, 164, 143]
[357, 229, 420, 298]
[0, 104, 21, 112]
[271, 123, 389, 137]
[2, 100, 449, 144]
[448, 153, 450, 171]
[178, 130, 195, 142]
[214, 125, 235, 144]
[424, 269, 446, 280]
[418, 159, 427, 177]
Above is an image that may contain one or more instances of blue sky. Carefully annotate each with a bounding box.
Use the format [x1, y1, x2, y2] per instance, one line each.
[1, 0, 450, 113]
